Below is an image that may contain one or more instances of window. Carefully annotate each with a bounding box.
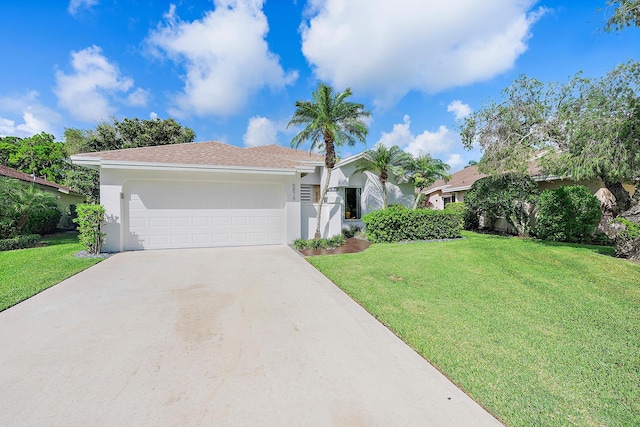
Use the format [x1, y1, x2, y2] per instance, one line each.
[300, 185, 321, 203]
[443, 194, 456, 207]
[344, 188, 361, 219]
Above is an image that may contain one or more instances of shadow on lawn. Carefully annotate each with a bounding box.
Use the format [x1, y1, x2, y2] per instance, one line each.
[529, 238, 616, 257]
[42, 231, 80, 246]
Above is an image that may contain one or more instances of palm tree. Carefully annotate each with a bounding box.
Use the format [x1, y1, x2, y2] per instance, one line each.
[288, 83, 370, 239]
[354, 143, 411, 208]
[407, 153, 451, 209]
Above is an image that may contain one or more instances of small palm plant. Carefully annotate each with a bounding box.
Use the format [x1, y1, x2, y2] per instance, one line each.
[407, 153, 451, 209]
[354, 143, 412, 208]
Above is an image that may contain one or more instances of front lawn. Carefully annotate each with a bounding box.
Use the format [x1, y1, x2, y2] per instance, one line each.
[308, 231, 640, 427]
[0, 233, 103, 311]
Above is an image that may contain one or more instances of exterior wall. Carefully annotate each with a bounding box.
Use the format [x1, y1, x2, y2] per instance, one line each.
[99, 167, 300, 252]
[37, 184, 86, 229]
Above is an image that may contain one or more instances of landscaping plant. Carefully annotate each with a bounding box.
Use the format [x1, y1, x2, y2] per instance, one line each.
[74, 204, 106, 254]
[535, 185, 601, 243]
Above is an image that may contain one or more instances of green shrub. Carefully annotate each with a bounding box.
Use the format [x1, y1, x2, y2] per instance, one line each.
[74, 204, 106, 254]
[341, 225, 362, 238]
[22, 207, 61, 235]
[443, 202, 466, 227]
[465, 173, 539, 236]
[535, 186, 601, 243]
[0, 234, 41, 251]
[293, 234, 346, 250]
[362, 207, 461, 243]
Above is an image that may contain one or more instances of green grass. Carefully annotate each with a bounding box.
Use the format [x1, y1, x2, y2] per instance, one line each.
[308, 231, 640, 427]
[0, 232, 103, 311]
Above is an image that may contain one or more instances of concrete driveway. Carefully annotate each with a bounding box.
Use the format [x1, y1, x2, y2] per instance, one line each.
[0, 246, 502, 426]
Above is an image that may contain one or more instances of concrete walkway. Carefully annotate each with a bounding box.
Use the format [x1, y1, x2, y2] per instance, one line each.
[0, 246, 502, 426]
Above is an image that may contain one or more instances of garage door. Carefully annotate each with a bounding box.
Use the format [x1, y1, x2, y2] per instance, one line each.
[125, 180, 285, 250]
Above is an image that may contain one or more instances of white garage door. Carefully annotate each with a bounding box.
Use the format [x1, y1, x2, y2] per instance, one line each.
[125, 180, 285, 250]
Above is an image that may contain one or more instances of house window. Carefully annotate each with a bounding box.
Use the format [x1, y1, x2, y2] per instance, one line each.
[300, 185, 321, 203]
[344, 187, 361, 219]
[443, 194, 456, 207]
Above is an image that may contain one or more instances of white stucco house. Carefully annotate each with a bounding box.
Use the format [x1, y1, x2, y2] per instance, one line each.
[71, 141, 414, 252]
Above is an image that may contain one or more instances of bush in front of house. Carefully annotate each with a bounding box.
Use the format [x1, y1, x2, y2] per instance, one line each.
[293, 234, 346, 251]
[443, 202, 467, 228]
[362, 205, 461, 243]
[22, 207, 62, 236]
[74, 204, 106, 254]
[535, 186, 601, 243]
[0, 234, 41, 251]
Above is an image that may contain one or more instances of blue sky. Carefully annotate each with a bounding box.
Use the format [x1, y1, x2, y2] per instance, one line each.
[0, 0, 638, 171]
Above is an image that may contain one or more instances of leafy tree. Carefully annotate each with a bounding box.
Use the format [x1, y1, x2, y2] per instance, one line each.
[407, 152, 451, 209]
[601, 0, 640, 32]
[0, 133, 67, 182]
[65, 116, 196, 154]
[464, 173, 539, 237]
[288, 83, 370, 239]
[461, 61, 640, 212]
[354, 144, 411, 208]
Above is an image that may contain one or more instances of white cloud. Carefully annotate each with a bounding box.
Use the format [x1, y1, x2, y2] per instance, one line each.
[376, 115, 459, 156]
[149, 112, 158, 120]
[54, 45, 142, 122]
[68, 0, 99, 16]
[243, 116, 280, 147]
[447, 100, 472, 120]
[445, 153, 465, 171]
[146, 1, 297, 117]
[0, 91, 61, 137]
[126, 88, 149, 107]
[301, 0, 545, 106]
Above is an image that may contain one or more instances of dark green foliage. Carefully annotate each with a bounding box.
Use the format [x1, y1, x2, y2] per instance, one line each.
[535, 186, 601, 243]
[23, 208, 62, 236]
[0, 234, 41, 251]
[341, 225, 362, 238]
[362, 206, 461, 243]
[0, 133, 67, 183]
[74, 204, 106, 254]
[0, 177, 60, 238]
[464, 173, 539, 236]
[293, 234, 346, 250]
[443, 202, 466, 227]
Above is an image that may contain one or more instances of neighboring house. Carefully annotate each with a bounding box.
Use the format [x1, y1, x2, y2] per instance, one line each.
[71, 141, 414, 252]
[423, 163, 636, 231]
[0, 165, 86, 229]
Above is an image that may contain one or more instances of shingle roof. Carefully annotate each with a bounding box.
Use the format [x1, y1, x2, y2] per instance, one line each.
[424, 162, 543, 194]
[72, 141, 325, 169]
[0, 165, 79, 194]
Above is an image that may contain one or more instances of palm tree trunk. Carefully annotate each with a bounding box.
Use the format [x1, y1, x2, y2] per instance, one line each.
[314, 167, 332, 239]
[413, 192, 422, 209]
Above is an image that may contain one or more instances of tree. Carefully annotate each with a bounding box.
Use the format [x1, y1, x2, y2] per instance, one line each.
[601, 0, 640, 32]
[464, 173, 539, 237]
[407, 152, 451, 209]
[0, 133, 67, 182]
[288, 83, 370, 239]
[461, 61, 640, 212]
[354, 144, 411, 208]
[64, 116, 196, 154]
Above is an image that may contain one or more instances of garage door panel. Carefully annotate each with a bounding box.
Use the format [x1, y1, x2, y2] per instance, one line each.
[125, 180, 285, 250]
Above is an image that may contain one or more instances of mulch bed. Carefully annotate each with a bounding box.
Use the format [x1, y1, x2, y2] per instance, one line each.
[298, 237, 371, 257]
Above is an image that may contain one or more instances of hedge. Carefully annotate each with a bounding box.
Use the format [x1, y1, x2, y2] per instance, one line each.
[362, 205, 461, 243]
[0, 234, 41, 251]
[23, 207, 62, 236]
[535, 186, 601, 243]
